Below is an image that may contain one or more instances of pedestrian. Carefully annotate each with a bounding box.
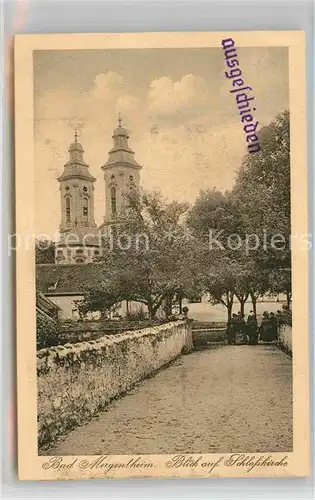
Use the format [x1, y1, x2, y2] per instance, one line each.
[276, 309, 283, 336]
[226, 316, 234, 345]
[247, 310, 258, 345]
[259, 311, 274, 342]
[237, 311, 248, 344]
[234, 312, 240, 333]
[232, 313, 239, 344]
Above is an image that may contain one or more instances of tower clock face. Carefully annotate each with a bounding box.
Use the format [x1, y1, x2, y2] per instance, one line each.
[83, 186, 88, 192]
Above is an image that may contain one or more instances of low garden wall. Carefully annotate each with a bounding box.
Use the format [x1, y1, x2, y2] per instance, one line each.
[192, 321, 226, 348]
[37, 320, 192, 450]
[277, 324, 292, 356]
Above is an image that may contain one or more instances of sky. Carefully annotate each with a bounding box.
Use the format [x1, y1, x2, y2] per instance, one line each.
[34, 47, 288, 236]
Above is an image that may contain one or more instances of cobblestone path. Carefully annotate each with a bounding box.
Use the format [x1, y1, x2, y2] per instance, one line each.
[48, 344, 292, 455]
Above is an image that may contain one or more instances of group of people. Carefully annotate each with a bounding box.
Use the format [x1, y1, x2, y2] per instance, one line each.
[226, 310, 282, 345]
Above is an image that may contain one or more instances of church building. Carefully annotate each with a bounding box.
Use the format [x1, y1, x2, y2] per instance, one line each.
[54, 118, 142, 264]
[37, 118, 144, 321]
[99, 115, 142, 238]
[55, 130, 100, 264]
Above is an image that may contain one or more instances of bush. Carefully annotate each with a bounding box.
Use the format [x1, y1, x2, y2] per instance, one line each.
[280, 306, 292, 326]
[283, 309, 292, 326]
[37, 312, 59, 350]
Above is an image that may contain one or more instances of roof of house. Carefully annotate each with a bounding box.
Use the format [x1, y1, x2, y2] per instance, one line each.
[36, 263, 106, 295]
[37, 292, 61, 310]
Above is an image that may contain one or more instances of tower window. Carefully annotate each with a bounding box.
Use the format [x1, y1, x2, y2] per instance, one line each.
[111, 226, 118, 239]
[83, 186, 88, 192]
[65, 197, 71, 222]
[65, 186, 70, 191]
[83, 197, 88, 217]
[129, 175, 134, 181]
[111, 174, 115, 181]
[111, 187, 117, 215]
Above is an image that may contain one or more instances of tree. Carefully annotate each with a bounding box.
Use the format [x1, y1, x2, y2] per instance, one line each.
[187, 189, 246, 320]
[204, 257, 237, 320]
[79, 190, 199, 319]
[187, 188, 243, 244]
[36, 311, 59, 349]
[234, 270, 249, 316]
[233, 110, 291, 306]
[269, 268, 292, 310]
[234, 111, 290, 237]
[36, 239, 55, 264]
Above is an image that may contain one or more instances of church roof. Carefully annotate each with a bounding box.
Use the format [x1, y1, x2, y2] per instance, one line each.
[57, 163, 96, 182]
[36, 263, 106, 295]
[113, 125, 129, 137]
[102, 119, 142, 171]
[103, 149, 142, 169]
[57, 168, 96, 182]
[58, 131, 96, 182]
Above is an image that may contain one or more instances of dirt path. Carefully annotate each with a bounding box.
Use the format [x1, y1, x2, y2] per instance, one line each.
[48, 344, 292, 455]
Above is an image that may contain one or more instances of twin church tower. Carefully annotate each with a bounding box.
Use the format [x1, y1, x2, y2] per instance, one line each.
[55, 118, 142, 264]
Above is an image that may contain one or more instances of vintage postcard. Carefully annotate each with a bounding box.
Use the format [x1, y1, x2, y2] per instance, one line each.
[15, 31, 309, 480]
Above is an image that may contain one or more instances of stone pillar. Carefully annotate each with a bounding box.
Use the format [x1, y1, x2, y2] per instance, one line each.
[184, 318, 194, 353]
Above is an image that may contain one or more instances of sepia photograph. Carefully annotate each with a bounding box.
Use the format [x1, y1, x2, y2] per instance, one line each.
[15, 32, 309, 480]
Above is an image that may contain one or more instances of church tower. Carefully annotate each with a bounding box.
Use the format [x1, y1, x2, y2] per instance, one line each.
[99, 117, 142, 237]
[55, 131, 100, 264]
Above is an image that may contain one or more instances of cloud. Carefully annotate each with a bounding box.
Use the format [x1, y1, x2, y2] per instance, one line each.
[147, 74, 208, 117]
[35, 70, 142, 140]
[91, 71, 124, 100]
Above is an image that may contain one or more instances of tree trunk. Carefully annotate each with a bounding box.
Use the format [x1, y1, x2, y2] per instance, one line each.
[286, 291, 291, 310]
[227, 301, 233, 321]
[235, 293, 249, 317]
[240, 300, 245, 316]
[179, 297, 183, 314]
[250, 294, 257, 316]
[164, 294, 173, 319]
[126, 300, 130, 317]
[147, 299, 156, 319]
[223, 291, 234, 321]
[148, 306, 156, 319]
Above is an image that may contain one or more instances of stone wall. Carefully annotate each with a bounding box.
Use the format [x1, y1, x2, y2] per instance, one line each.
[37, 320, 192, 450]
[192, 321, 226, 348]
[277, 324, 292, 356]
